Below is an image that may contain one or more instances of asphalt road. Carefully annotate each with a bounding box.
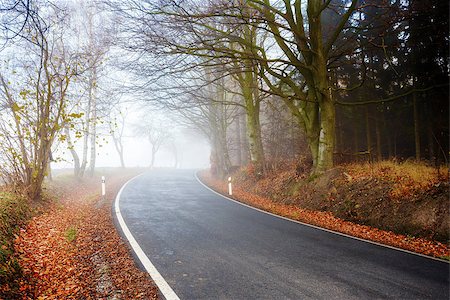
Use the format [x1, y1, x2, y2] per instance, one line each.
[116, 169, 449, 299]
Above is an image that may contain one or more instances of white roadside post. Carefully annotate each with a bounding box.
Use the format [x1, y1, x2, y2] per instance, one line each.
[101, 176, 106, 199]
[228, 176, 232, 196]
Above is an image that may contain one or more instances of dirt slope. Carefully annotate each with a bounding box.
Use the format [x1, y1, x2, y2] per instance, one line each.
[235, 161, 449, 243]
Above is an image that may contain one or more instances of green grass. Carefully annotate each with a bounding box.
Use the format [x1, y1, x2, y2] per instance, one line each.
[65, 226, 77, 242]
[0, 190, 29, 297]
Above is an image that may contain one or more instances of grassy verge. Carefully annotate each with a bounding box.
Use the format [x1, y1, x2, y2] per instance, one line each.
[0, 189, 29, 298]
[343, 160, 447, 198]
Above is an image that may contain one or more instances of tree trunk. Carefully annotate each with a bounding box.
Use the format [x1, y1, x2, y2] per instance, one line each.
[88, 118, 96, 175]
[218, 90, 232, 174]
[365, 106, 372, 159]
[236, 19, 265, 171]
[288, 99, 320, 171]
[245, 103, 265, 171]
[172, 145, 178, 168]
[304, 58, 336, 175]
[426, 107, 435, 161]
[112, 133, 125, 168]
[316, 96, 335, 173]
[28, 162, 48, 200]
[65, 126, 81, 177]
[338, 115, 344, 155]
[220, 133, 232, 174]
[46, 160, 52, 181]
[210, 148, 220, 177]
[88, 68, 97, 177]
[119, 150, 125, 168]
[290, 115, 296, 159]
[240, 110, 249, 165]
[150, 145, 156, 168]
[236, 111, 242, 166]
[375, 113, 382, 161]
[28, 138, 52, 200]
[353, 110, 360, 161]
[79, 110, 90, 178]
[299, 97, 335, 175]
[211, 134, 227, 178]
[207, 94, 225, 177]
[28, 173, 45, 200]
[382, 112, 393, 159]
[413, 93, 421, 160]
[238, 57, 265, 172]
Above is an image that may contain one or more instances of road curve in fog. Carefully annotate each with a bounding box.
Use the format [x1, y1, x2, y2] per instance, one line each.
[115, 169, 449, 299]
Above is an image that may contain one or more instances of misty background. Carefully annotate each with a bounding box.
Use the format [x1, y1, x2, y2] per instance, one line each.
[0, 0, 448, 198]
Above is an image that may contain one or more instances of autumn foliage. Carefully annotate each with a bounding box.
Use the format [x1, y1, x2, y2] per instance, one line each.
[343, 160, 448, 199]
[1, 170, 158, 299]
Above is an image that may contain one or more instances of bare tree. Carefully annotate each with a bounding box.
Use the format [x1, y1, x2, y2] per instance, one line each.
[110, 0, 447, 174]
[0, 0, 35, 47]
[108, 105, 127, 168]
[108, 0, 362, 174]
[62, 0, 113, 178]
[136, 116, 172, 169]
[0, 4, 82, 199]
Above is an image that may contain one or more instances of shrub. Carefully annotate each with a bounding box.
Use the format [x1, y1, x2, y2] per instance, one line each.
[0, 190, 29, 297]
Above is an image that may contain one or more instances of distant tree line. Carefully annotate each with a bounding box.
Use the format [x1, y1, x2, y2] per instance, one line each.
[110, 0, 448, 178]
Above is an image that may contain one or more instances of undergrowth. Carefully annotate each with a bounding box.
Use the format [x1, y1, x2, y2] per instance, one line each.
[0, 189, 29, 297]
[343, 160, 448, 198]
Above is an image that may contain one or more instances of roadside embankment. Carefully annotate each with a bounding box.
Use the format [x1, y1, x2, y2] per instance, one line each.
[0, 189, 29, 297]
[199, 160, 449, 259]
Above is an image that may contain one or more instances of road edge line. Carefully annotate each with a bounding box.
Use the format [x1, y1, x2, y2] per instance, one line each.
[114, 173, 181, 300]
[194, 172, 448, 264]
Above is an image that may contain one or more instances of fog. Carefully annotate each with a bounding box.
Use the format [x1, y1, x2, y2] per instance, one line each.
[0, 0, 448, 186]
[52, 109, 211, 170]
[53, 135, 210, 170]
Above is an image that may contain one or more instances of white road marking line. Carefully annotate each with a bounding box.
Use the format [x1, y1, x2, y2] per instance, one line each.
[115, 173, 181, 300]
[194, 171, 448, 264]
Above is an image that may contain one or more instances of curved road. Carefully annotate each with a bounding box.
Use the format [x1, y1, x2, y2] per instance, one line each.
[116, 169, 449, 299]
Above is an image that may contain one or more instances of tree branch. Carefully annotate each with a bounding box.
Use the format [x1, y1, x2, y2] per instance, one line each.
[336, 84, 449, 106]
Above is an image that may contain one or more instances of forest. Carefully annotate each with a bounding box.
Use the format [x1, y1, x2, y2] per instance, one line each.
[0, 0, 448, 197]
[105, 0, 449, 179]
[0, 0, 449, 298]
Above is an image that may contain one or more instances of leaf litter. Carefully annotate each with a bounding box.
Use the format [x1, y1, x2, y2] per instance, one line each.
[13, 170, 158, 299]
